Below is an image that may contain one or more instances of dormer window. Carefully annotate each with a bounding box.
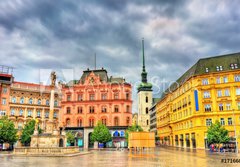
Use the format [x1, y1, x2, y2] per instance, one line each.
[216, 66, 219, 71]
[234, 64, 238, 69]
[230, 64, 234, 69]
[205, 68, 209, 73]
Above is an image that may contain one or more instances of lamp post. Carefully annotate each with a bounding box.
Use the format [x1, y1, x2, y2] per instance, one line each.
[232, 109, 238, 154]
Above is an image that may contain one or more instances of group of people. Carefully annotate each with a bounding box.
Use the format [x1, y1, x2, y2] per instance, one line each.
[210, 144, 225, 153]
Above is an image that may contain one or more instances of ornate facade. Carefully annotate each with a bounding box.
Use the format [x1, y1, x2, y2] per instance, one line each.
[0, 68, 61, 132]
[61, 68, 132, 148]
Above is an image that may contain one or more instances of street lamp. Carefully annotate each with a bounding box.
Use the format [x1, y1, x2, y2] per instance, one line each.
[232, 109, 238, 154]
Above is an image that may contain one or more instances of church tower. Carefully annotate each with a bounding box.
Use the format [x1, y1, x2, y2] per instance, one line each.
[137, 39, 152, 132]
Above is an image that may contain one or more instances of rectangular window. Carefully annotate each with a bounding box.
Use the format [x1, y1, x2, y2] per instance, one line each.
[206, 118, 212, 126]
[126, 105, 130, 113]
[226, 103, 231, 110]
[78, 107, 82, 114]
[126, 93, 129, 100]
[2, 87, 7, 94]
[236, 88, 240, 96]
[67, 95, 71, 101]
[234, 75, 240, 82]
[223, 76, 228, 83]
[216, 77, 221, 84]
[89, 94, 95, 101]
[37, 110, 41, 117]
[78, 94, 83, 101]
[204, 104, 212, 112]
[114, 93, 119, 99]
[19, 109, 23, 116]
[27, 110, 32, 117]
[220, 118, 225, 125]
[54, 112, 57, 118]
[228, 118, 232, 125]
[203, 91, 211, 98]
[101, 94, 107, 100]
[202, 79, 209, 85]
[217, 90, 222, 97]
[1, 98, 6, 105]
[0, 110, 6, 116]
[10, 109, 15, 116]
[114, 106, 119, 112]
[219, 103, 224, 111]
[66, 107, 71, 114]
[45, 111, 49, 118]
[225, 89, 230, 96]
[89, 106, 94, 113]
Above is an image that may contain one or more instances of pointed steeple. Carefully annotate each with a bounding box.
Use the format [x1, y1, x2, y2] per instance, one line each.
[141, 38, 147, 83]
[138, 38, 152, 92]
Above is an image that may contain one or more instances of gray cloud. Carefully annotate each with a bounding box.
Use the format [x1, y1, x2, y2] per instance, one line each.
[0, 0, 239, 112]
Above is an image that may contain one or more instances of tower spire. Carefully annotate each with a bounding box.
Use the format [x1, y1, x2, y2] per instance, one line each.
[142, 38, 145, 72]
[141, 38, 147, 83]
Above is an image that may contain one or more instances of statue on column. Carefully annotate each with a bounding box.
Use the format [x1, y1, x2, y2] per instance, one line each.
[51, 71, 56, 87]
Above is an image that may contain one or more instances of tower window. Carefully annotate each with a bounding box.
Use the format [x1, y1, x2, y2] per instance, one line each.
[146, 107, 149, 114]
[146, 96, 148, 103]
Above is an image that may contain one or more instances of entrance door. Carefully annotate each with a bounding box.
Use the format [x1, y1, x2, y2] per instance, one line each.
[88, 132, 93, 148]
[59, 138, 64, 147]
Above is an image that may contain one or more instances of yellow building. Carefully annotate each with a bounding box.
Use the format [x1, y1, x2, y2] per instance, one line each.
[157, 53, 240, 150]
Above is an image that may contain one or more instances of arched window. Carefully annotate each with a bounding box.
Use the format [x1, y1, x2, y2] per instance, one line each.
[89, 118, 94, 127]
[114, 117, 119, 126]
[114, 105, 119, 113]
[12, 97, 16, 103]
[78, 107, 83, 114]
[37, 99, 41, 105]
[66, 107, 71, 114]
[102, 118, 107, 126]
[20, 97, 24, 104]
[102, 106, 107, 113]
[19, 109, 24, 116]
[77, 119, 83, 127]
[146, 107, 149, 114]
[54, 100, 58, 106]
[126, 117, 130, 126]
[46, 100, 49, 106]
[29, 98, 33, 104]
[66, 118, 71, 127]
[10, 108, 15, 116]
[146, 96, 148, 103]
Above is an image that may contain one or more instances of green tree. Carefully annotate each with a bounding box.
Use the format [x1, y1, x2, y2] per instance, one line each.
[90, 122, 112, 144]
[20, 119, 36, 146]
[125, 124, 143, 142]
[0, 116, 18, 144]
[66, 131, 75, 145]
[207, 120, 230, 149]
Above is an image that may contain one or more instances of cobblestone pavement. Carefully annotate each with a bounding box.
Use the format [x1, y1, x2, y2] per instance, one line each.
[0, 147, 239, 167]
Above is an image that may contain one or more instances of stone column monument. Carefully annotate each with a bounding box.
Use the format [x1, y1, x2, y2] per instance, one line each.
[46, 71, 57, 134]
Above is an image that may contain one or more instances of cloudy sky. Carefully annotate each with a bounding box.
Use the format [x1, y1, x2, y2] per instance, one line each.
[0, 0, 240, 112]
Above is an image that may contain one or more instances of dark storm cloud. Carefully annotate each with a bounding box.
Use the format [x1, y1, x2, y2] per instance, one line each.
[0, 0, 240, 112]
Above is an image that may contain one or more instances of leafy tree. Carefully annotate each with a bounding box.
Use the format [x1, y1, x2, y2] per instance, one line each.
[66, 131, 75, 144]
[125, 124, 143, 142]
[207, 120, 230, 149]
[20, 119, 36, 146]
[90, 122, 112, 144]
[0, 116, 18, 144]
